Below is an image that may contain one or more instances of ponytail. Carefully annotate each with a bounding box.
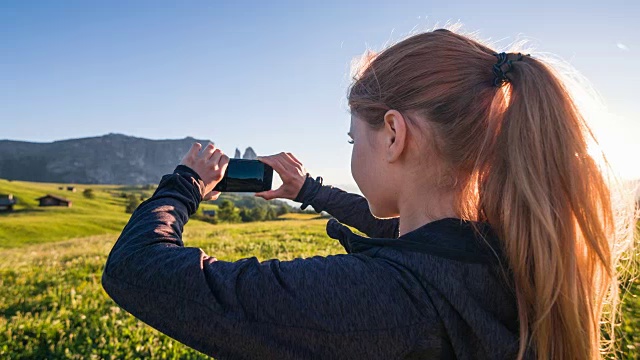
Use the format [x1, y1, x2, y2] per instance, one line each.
[479, 53, 621, 359]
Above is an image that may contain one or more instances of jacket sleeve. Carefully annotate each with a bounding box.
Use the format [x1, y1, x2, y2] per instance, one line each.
[101, 165, 422, 359]
[294, 174, 400, 239]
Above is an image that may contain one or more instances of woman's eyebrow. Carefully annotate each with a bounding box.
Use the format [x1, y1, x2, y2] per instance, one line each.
[347, 132, 353, 138]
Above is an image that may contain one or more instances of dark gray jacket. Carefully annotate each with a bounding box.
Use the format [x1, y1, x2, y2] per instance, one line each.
[102, 165, 526, 359]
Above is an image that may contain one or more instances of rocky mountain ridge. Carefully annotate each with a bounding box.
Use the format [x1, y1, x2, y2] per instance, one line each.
[0, 133, 258, 185]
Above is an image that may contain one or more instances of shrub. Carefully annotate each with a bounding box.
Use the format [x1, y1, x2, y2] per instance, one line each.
[239, 208, 251, 222]
[276, 204, 290, 216]
[216, 200, 241, 223]
[125, 194, 141, 214]
[265, 206, 277, 220]
[83, 188, 95, 199]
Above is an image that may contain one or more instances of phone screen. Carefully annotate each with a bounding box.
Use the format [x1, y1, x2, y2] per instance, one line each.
[213, 159, 273, 192]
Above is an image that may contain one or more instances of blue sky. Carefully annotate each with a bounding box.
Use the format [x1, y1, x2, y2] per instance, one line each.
[1, 0, 638, 192]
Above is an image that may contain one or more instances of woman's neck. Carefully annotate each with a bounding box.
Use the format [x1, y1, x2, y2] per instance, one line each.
[397, 187, 459, 237]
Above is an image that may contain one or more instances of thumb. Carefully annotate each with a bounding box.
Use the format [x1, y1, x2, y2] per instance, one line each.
[254, 189, 280, 200]
[204, 191, 221, 201]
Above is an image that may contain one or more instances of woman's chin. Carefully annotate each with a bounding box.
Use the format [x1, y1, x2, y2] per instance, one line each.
[368, 202, 396, 220]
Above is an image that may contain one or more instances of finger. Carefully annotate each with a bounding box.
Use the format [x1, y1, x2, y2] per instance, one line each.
[204, 191, 221, 201]
[210, 148, 223, 164]
[284, 152, 303, 167]
[254, 187, 283, 200]
[284, 153, 307, 176]
[186, 142, 202, 159]
[278, 152, 304, 174]
[263, 153, 304, 181]
[273, 156, 294, 179]
[203, 143, 216, 158]
[257, 154, 284, 173]
[256, 154, 276, 167]
[219, 154, 230, 171]
[211, 155, 230, 182]
[254, 190, 275, 200]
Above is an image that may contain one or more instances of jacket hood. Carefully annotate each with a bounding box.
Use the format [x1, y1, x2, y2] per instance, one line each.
[326, 217, 507, 266]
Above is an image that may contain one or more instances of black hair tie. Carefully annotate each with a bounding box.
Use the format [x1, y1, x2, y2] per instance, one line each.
[492, 52, 527, 87]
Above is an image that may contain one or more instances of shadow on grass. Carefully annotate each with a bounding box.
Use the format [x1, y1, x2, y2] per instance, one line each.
[0, 208, 46, 216]
[309, 215, 332, 220]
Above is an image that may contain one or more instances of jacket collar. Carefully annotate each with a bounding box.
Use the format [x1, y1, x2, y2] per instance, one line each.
[326, 217, 506, 265]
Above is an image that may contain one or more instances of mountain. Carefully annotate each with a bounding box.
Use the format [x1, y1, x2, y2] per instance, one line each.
[233, 147, 257, 160]
[0, 133, 254, 185]
[242, 147, 257, 159]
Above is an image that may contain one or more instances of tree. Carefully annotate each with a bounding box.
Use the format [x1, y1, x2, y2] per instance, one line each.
[217, 200, 241, 223]
[276, 204, 290, 216]
[239, 208, 252, 222]
[265, 206, 277, 220]
[83, 188, 95, 199]
[125, 194, 141, 214]
[250, 206, 267, 221]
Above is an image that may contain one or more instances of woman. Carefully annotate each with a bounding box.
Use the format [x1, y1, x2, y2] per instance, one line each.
[102, 28, 635, 359]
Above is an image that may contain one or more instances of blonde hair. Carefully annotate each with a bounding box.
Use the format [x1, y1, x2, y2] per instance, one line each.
[347, 26, 637, 359]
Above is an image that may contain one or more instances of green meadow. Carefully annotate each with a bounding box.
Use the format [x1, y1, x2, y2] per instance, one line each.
[0, 178, 638, 359]
[0, 180, 128, 247]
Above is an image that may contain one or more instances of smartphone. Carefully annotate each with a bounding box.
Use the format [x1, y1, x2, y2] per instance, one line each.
[212, 158, 273, 192]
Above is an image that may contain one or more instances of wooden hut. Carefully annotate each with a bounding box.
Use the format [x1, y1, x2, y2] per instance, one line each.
[0, 194, 17, 212]
[36, 194, 72, 207]
[203, 210, 216, 217]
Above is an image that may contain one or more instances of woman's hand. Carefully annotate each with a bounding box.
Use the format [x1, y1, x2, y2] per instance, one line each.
[254, 152, 308, 201]
[179, 142, 230, 201]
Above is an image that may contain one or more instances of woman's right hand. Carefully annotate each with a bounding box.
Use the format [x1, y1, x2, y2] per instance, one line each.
[254, 152, 309, 201]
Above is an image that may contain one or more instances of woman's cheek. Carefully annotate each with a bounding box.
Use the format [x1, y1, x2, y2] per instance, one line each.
[350, 146, 357, 182]
[350, 144, 361, 191]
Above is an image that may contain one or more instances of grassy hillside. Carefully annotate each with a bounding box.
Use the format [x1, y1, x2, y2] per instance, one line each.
[0, 179, 136, 248]
[0, 179, 238, 248]
[0, 215, 350, 359]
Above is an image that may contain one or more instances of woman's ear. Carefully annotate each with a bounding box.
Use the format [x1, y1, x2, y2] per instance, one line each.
[383, 110, 407, 163]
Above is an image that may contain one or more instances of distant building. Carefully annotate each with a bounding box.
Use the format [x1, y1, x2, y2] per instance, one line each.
[203, 210, 216, 217]
[36, 194, 72, 207]
[67, 186, 76, 192]
[0, 194, 17, 212]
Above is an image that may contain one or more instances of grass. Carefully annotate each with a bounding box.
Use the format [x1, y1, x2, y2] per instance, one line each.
[0, 178, 638, 358]
[0, 179, 134, 247]
[0, 179, 226, 248]
[0, 214, 352, 359]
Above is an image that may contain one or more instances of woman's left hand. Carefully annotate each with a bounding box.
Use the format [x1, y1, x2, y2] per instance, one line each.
[179, 142, 230, 201]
